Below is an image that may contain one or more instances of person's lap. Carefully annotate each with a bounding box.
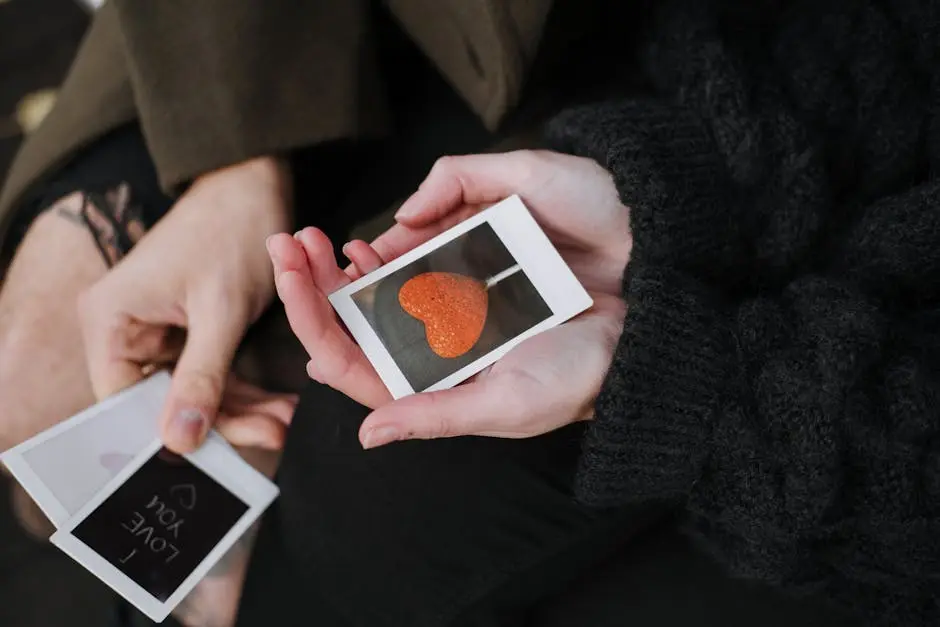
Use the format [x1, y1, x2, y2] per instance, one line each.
[0, 201, 106, 452]
[234, 382, 856, 627]
[1, 181, 856, 627]
[0, 199, 112, 537]
[235, 381, 649, 627]
[1, 142, 856, 627]
[1, 121, 856, 627]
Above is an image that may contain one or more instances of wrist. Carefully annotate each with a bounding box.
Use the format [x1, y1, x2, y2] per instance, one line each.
[193, 155, 294, 231]
[199, 155, 291, 182]
[232, 155, 292, 184]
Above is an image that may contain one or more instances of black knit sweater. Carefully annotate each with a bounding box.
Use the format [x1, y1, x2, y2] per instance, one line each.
[547, 0, 940, 624]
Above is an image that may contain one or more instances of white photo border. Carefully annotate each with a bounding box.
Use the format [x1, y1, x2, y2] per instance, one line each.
[0, 372, 171, 527]
[50, 431, 279, 623]
[329, 195, 593, 399]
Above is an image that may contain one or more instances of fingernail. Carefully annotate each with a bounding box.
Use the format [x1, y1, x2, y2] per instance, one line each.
[167, 408, 208, 448]
[341, 242, 352, 258]
[394, 202, 417, 220]
[293, 229, 305, 240]
[363, 426, 400, 449]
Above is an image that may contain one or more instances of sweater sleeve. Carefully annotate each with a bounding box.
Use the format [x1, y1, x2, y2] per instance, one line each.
[548, 102, 940, 623]
[111, 0, 388, 192]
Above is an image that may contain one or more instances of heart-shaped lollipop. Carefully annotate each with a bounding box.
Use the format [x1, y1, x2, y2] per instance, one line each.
[398, 272, 489, 358]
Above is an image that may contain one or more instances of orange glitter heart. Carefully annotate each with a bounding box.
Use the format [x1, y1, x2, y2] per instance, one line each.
[398, 272, 488, 359]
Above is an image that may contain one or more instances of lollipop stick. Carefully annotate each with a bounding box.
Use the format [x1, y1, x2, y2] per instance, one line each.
[484, 264, 522, 289]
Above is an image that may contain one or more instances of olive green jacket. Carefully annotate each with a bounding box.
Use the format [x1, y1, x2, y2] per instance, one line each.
[0, 0, 554, 248]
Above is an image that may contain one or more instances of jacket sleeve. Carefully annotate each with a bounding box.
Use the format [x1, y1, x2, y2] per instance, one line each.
[111, 0, 388, 192]
[548, 102, 940, 623]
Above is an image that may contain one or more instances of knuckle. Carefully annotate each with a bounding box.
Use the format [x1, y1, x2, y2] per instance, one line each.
[510, 150, 541, 184]
[430, 155, 456, 177]
[223, 418, 284, 451]
[191, 284, 254, 335]
[419, 395, 453, 439]
[431, 414, 452, 439]
[516, 148, 543, 164]
[271, 400, 296, 424]
[325, 342, 359, 386]
[176, 368, 225, 406]
[194, 281, 249, 318]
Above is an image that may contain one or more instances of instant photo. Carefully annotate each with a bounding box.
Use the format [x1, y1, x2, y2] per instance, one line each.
[71, 448, 248, 603]
[352, 222, 552, 391]
[0, 372, 170, 526]
[330, 195, 593, 398]
[52, 432, 279, 623]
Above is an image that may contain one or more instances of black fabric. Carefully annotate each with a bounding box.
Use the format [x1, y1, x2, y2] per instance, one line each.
[236, 382, 852, 627]
[108, 600, 182, 627]
[9, 123, 172, 249]
[546, 0, 940, 624]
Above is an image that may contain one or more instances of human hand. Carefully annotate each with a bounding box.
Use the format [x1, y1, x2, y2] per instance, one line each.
[78, 156, 295, 453]
[267, 227, 393, 410]
[360, 150, 631, 294]
[270, 150, 631, 448]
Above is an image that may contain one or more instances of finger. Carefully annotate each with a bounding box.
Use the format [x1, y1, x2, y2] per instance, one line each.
[358, 378, 523, 448]
[267, 232, 310, 279]
[394, 152, 533, 226]
[342, 240, 383, 276]
[294, 227, 350, 294]
[276, 269, 391, 408]
[161, 303, 249, 454]
[223, 373, 299, 406]
[273, 265, 333, 353]
[215, 413, 287, 451]
[368, 204, 482, 266]
[343, 261, 362, 281]
[79, 293, 159, 400]
[221, 394, 297, 426]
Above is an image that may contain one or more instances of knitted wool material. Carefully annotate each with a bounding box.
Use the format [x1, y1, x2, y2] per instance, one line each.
[547, 0, 940, 623]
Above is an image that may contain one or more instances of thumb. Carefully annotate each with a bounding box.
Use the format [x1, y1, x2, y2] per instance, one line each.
[161, 306, 247, 453]
[393, 152, 536, 226]
[358, 378, 523, 449]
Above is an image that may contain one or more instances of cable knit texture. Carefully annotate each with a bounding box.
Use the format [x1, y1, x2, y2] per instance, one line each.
[546, 0, 940, 624]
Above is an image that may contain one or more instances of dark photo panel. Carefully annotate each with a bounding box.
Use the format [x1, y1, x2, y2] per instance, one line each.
[73, 448, 249, 602]
[352, 222, 552, 391]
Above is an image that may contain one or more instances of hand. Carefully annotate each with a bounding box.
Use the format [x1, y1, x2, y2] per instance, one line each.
[363, 150, 631, 294]
[270, 150, 631, 448]
[78, 156, 295, 453]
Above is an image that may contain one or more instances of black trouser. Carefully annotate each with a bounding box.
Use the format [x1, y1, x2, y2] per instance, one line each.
[233, 382, 853, 627]
[22, 139, 857, 627]
[21, 125, 855, 627]
[17, 126, 854, 627]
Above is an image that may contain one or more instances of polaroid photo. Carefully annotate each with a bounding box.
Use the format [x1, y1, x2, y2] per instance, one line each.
[0, 372, 171, 527]
[330, 194, 593, 398]
[51, 430, 278, 623]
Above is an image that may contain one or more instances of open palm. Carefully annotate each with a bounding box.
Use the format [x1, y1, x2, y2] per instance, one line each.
[268, 150, 631, 449]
